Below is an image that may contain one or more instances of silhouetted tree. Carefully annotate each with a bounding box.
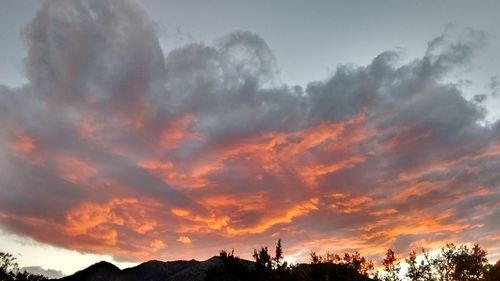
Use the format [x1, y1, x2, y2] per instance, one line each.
[0, 251, 47, 281]
[433, 243, 457, 281]
[307, 250, 374, 281]
[309, 252, 322, 265]
[205, 241, 498, 281]
[429, 243, 490, 281]
[205, 249, 253, 281]
[451, 244, 488, 281]
[273, 239, 292, 280]
[11, 271, 48, 281]
[1, 252, 15, 281]
[253, 246, 272, 271]
[404, 243, 490, 281]
[253, 245, 278, 280]
[405, 248, 434, 281]
[382, 249, 400, 281]
[484, 260, 500, 281]
[343, 251, 375, 276]
[274, 239, 284, 268]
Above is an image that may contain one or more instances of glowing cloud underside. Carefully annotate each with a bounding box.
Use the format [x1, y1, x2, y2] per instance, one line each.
[0, 0, 499, 263]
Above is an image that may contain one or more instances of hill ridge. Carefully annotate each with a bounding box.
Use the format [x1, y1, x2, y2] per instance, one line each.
[56, 256, 239, 281]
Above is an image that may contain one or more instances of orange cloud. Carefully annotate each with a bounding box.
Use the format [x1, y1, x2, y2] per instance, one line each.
[160, 114, 199, 150]
[53, 154, 98, 184]
[150, 239, 167, 250]
[199, 192, 268, 212]
[392, 180, 450, 201]
[300, 156, 366, 187]
[226, 198, 319, 236]
[328, 194, 373, 214]
[362, 209, 472, 242]
[176, 236, 192, 244]
[171, 207, 231, 233]
[369, 208, 398, 217]
[65, 198, 161, 244]
[382, 125, 432, 151]
[11, 134, 36, 156]
[139, 160, 219, 188]
[170, 198, 319, 237]
[138, 111, 372, 192]
[8, 129, 42, 164]
[397, 143, 500, 182]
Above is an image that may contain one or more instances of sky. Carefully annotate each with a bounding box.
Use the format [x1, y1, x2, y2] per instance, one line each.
[0, 0, 499, 277]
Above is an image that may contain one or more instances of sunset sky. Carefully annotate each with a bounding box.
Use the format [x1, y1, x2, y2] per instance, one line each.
[1, 0, 499, 277]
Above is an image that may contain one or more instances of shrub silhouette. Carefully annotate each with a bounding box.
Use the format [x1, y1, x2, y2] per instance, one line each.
[204, 241, 499, 281]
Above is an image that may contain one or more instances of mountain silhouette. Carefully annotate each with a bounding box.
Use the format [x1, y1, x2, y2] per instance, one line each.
[56, 257, 249, 281]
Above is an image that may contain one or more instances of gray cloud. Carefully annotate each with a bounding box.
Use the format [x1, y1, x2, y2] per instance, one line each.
[22, 266, 64, 279]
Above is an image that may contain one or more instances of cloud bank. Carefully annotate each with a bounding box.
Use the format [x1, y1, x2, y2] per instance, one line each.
[0, 0, 499, 263]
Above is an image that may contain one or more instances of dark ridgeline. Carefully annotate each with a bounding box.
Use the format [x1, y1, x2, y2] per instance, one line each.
[56, 258, 223, 281]
[2, 241, 500, 281]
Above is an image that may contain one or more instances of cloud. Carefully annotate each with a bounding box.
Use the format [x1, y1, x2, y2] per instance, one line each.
[177, 236, 192, 244]
[0, 0, 498, 265]
[22, 266, 64, 279]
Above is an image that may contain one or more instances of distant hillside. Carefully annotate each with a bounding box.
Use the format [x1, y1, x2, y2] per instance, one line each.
[56, 257, 247, 281]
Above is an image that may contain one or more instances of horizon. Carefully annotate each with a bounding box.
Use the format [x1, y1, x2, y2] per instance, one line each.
[0, 0, 499, 278]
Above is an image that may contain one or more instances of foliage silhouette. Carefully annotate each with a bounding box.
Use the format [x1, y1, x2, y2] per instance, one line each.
[0, 252, 48, 281]
[204, 241, 499, 281]
[204, 249, 254, 281]
[205, 240, 376, 281]
[406, 248, 434, 281]
[430, 243, 489, 281]
[381, 249, 401, 281]
[484, 260, 500, 281]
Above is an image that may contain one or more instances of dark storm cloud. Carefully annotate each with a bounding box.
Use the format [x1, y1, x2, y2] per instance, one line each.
[0, 0, 498, 262]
